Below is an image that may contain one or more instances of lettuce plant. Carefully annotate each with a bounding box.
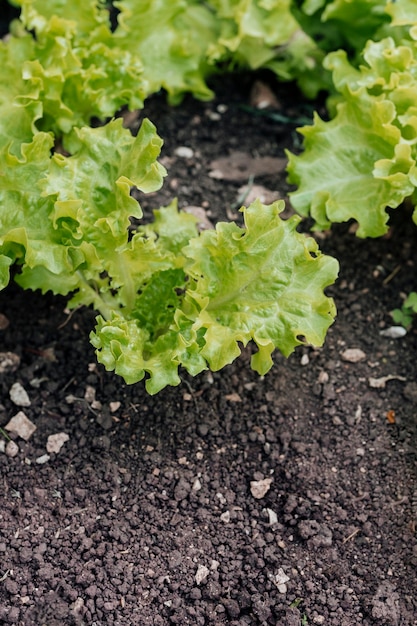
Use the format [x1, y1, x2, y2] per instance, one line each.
[0, 115, 338, 393]
[5, 0, 417, 393]
[0, 1, 340, 392]
[287, 1, 417, 237]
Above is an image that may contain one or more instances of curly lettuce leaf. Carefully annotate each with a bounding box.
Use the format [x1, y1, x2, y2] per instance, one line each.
[113, 0, 217, 103]
[287, 33, 417, 237]
[91, 200, 338, 393]
[205, 0, 328, 97]
[6, 0, 146, 137]
[0, 32, 43, 153]
[293, 0, 390, 53]
[17, 0, 109, 33]
[287, 97, 413, 236]
[0, 119, 166, 307]
[0, 131, 76, 293]
[385, 0, 417, 26]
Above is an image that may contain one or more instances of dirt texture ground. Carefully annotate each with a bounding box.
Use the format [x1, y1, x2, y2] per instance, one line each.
[1, 74, 417, 626]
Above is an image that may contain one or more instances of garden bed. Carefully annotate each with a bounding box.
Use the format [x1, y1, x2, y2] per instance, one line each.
[1, 75, 417, 625]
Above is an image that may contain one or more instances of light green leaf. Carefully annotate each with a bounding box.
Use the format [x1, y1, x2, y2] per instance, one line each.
[288, 35, 417, 237]
[385, 0, 417, 26]
[184, 200, 338, 367]
[42, 118, 166, 250]
[114, 0, 217, 103]
[92, 201, 338, 392]
[287, 98, 412, 236]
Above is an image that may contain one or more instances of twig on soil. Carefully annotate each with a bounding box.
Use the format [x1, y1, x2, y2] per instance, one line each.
[57, 306, 82, 329]
[0, 570, 10, 582]
[382, 264, 401, 285]
[342, 528, 360, 544]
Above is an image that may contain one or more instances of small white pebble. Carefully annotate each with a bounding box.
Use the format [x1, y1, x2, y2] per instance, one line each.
[46, 433, 69, 454]
[341, 348, 366, 363]
[250, 477, 273, 499]
[318, 370, 329, 384]
[174, 146, 194, 159]
[35, 454, 50, 465]
[5, 411, 36, 441]
[379, 326, 407, 339]
[192, 478, 202, 492]
[6, 440, 19, 458]
[266, 508, 278, 525]
[84, 385, 96, 403]
[195, 564, 210, 585]
[9, 382, 31, 407]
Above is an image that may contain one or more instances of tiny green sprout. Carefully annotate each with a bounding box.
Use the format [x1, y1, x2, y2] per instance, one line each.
[289, 599, 308, 624]
[392, 292, 417, 329]
[0, 427, 10, 442]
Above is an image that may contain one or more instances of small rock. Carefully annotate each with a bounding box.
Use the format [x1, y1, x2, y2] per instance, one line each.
[265, 508, 278, 525]
[195, 564, 210, 585]
[6, 440, 19, 458]
[269, 568, 290, 593]
[9, 382, 31, 407]
[225, 392, 242, 402]
[35, 454, 50, 465]
[369, 375, 406, 389]
[250, 80, 280, 110]
[220, 511, 230, 523]
[197, 423, 210, 436]
[318, 370, 329, 384]
[203, 580, 222, 600]
[5, 411, 36, 441]
[92, 435, 111, 451]
[250, 477, 273, 499]
[371, 582, 400, 624]
[341, 348, 366, 363]
[46, 433, 69, 454]
[174, 146, 194, 159]
[0, 352, 20, 374]
[109, 401, 121, 412]
[84, 385, 96, 403]
[379, 326, 407, 339]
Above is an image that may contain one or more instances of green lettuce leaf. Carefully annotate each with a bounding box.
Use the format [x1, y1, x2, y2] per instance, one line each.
[91, 200, 338, 393]
[0, 118, 166, 307]
[205, 0, 328, 97]
[0, 32, 43, 153]
[294, 0, 390, 53]
[6, 1, 146, 137]
[113, 0, 217, 103]
[287, 32, 417, 237]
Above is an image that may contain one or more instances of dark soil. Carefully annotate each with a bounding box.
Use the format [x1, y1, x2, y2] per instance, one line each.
[1, 74, 417, 626]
